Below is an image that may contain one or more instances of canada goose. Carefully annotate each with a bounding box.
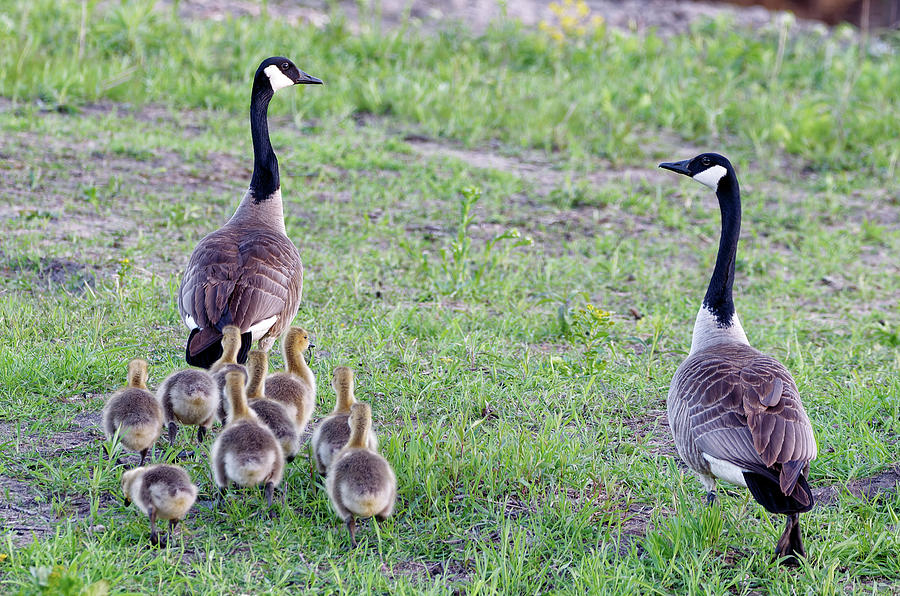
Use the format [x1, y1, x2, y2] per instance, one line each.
[210, 370, 285, 513]
[311, 367, 377, 474]
[178, 57, 323, 368]
[246, 349, 300, 461]
[102, 359, 163, 466]
[264, 327, 316, 432]
[211, 325, 248, 423]
[121, 464, 197, 546]
[326, 403, 396, 547]
[156, 367, 218, 446]
[660, 153, 817, 565]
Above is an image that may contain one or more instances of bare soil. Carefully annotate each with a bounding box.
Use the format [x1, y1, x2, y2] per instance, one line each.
[164, 0, 812, 35]
[813, 465, 900, 505]
[0, 413, 119, 546]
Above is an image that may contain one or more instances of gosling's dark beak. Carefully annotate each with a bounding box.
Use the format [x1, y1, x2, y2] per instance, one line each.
[308, 343, 316, 349]
[294, 70, 323, 85]
[659, 159, 691, 177]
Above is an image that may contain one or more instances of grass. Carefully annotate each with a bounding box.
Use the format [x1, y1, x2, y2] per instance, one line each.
[1, 1, 899, 594]
[2, 0, 900, 170]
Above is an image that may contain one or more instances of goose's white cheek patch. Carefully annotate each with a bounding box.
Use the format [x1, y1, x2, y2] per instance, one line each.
[693, 164, 727, 190]
[263, 65, 295, 92]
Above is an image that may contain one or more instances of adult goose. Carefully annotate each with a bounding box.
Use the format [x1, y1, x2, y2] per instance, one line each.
[660, 153, 817, 566]
[178, 57, 322, 368]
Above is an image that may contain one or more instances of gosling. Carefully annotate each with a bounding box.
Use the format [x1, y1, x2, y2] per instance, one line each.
[210, 370, 285, 513]
[210, 325, 248, 423]
[102, 359, 163, 466]
[311, 367, 377, 474]
[326, 403, 396, 547]
[121, 464, 197, 546]
[246, 349, 301, 462]
[264, 327, 316, 433]
[156, 367, 218, 445]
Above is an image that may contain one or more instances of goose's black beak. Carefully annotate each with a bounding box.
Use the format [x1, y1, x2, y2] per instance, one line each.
[295, 70, 323, 85]
[659, 159, 691, 177]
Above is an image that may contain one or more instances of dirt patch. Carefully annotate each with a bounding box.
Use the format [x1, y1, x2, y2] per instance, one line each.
[384, 558, 473, 586]
[28, 414, 104, 458]
[621, 410, 677, 457]
[408, 136, 679, 198]
[0, 410, 148, 546]
[37, 258, 96, 291]
[813, 465, 900, 506]
[0, 104, 254, 275]
[0, 475, 56, 546]
[0, 256, 98, 293]
[0, 413, 103, 458]
[161, 0, 821, 36]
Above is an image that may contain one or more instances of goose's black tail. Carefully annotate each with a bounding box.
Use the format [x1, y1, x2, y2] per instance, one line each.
[743, 469, 813, 567]
[185, 328, 252, 368]
[743, 469, 814, 515]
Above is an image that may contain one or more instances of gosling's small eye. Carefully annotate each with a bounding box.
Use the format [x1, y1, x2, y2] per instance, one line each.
[281, 62, 290, 70]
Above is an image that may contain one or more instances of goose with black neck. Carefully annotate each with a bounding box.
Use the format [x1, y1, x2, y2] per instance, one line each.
[178, 57, 323, 368]
[660, 153, 818, 566]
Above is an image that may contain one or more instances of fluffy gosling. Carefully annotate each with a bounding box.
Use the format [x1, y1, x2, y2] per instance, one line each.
[264, 327, 316, 433]
[210, 370, 285, 513]
[121, 464, 197, 546]
[246, 349, 301, 461]
[156, 367, 218, 445]
[311, 367, 377, 474]
[326, 403, 396, 547]
[210, 325, 248, 423]
[102, 359, 163, 466]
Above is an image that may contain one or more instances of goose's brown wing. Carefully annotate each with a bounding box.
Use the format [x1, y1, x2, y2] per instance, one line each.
[675, 344, 817, 494]
[178, 227, 303, 356]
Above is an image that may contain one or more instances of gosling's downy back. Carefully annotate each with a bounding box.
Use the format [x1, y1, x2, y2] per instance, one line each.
[326, 404, 396, 531]
[103, 359, 163, 461]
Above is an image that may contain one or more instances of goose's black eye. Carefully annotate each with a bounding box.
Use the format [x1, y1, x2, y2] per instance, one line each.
[281, 62, 290, 71]
[701, 156, 711, 166]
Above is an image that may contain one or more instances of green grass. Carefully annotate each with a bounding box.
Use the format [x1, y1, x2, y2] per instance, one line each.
[2, 0, 900, 170]
[1, 1, 900, 594]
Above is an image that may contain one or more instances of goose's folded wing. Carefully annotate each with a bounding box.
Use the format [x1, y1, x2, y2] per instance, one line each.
[228, 234, 303, 330]
[678, 350, 817, 478]
[178, 229, 303, 334]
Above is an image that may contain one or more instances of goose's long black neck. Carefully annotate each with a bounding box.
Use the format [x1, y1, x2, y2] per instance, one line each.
[704, 174, 741, 327]
[249, 80, 278, 202]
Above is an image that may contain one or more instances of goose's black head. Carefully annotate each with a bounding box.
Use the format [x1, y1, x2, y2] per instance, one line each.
[659, 153, 735, 192]
[255, 56, 323, 93]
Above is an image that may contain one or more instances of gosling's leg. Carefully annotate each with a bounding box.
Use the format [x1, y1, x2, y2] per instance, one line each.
[196, 426, 206, 444]
[139, 448, 149, 466]
[214, 484, 228, 509]
[346, 517, 358, 548]
[264, 481, 279, 519]
[148, 505, 161, 546]
[168, 422, 178, 446]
